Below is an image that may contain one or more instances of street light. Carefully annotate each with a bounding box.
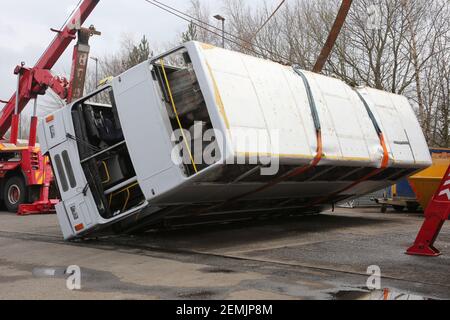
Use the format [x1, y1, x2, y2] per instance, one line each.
[213, 14, 226, 48]
[90, 56, 99, 87]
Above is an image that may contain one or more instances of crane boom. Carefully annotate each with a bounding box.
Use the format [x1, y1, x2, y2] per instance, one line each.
[313, 0, 353, 73]
[0, 0, 100, 138]
[36, 0, 100, 70]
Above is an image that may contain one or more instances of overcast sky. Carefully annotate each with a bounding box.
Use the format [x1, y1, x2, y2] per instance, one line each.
[0, 0, 246, 109]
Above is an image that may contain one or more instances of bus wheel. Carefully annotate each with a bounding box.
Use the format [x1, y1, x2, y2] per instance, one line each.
[393, 205, 405, 213]
[4, 176, 27, 213]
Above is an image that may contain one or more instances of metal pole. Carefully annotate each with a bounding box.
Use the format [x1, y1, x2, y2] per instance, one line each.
[16, 75, 21, 141]
[14, 65, 22, 116]
[214, 15, 226, 49]
[90, 57, 99, 87]
[28, 98, 39, 148]
[94, 58, 98, 87]
[11, 63, 24, 144]
[19, 114, 21, 140]
[33, 98, 38, 117]
[222, 19, 225, 49]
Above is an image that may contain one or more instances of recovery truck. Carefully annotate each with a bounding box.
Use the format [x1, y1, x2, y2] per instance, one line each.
[0, 0, 100, 214]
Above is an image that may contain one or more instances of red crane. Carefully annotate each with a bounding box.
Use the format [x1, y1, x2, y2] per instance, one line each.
[407, 165, 450, 256]
[0, 0, 100, 214]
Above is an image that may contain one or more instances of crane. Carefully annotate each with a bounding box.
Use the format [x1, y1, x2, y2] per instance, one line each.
[0, 0, 100, 214]
[407, 164, 450, 256]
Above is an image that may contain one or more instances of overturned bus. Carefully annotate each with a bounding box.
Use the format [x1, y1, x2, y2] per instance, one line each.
[38, 42, 432, 240]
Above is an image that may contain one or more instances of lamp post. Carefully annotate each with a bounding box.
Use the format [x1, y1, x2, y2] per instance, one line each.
[90, 56, 99, 87]
[213, 14, 226, 48]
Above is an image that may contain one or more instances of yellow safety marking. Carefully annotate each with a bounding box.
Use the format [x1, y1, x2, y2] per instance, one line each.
[0, 145, 29, 151]
[108, 182, 140, 212]
[122, 189, 132, 212]
[0, 143, 41, 152]
[237, 152, 314, 159]
[205, 61, 231, 129]
[42, 157, 47, 185]
[35, 171, 44, 185]
[98, 76, 114, 86]
[322, 155, 372, 162]
[201, 43, 216, 50]
[160, 59, 198, 173]
[100, 161, 111, 184]
[108, 193, 113, 207]
[237, 152, 374, 163]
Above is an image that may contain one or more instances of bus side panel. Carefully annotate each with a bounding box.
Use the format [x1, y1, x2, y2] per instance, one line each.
[55, 202, 75, 240]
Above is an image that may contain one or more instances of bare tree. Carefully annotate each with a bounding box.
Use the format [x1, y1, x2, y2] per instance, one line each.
[85, 35, 154, 96]
[182, 0, 450, 147]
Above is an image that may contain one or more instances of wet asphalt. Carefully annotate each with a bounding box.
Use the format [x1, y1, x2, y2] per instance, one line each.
[0, 208, 448, 300]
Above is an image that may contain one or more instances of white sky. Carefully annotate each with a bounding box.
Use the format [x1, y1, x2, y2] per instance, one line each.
[1, 0, 277, 110]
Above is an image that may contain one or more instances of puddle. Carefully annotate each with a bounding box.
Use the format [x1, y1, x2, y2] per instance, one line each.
[178, 290, 217, 299]
[32, 267, 67, 278]
[200, 267, 237, 274]
[331, 288, 434, 300]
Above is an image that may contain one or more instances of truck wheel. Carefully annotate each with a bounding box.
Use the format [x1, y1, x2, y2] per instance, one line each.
[3, 176, 27, 213]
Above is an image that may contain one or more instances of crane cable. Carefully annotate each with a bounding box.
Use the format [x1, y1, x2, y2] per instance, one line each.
[142, 0, 294, 65]
[250, 0, 286, 41]
[60, 0, 83, 31]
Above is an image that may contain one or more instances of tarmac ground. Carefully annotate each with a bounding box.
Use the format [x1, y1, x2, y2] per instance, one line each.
[0, 207, 449, 300]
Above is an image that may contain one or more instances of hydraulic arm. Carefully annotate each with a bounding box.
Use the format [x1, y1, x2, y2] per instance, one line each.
[0, 0, 99, 215]
[0, 0, 100, 142]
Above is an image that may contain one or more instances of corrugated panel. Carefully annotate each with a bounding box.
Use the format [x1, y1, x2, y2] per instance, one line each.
[357, 88, 431, 167]
[303, 71, 382, 165]
[200, 47, 317, 163]
[199, 45, 425, 168]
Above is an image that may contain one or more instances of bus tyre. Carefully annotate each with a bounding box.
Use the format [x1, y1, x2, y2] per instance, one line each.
[4, 176, 27, 213]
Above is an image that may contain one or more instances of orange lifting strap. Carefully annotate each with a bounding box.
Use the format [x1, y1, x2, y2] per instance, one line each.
[302, 90, 390, 209]
[200, 67, 324, 213]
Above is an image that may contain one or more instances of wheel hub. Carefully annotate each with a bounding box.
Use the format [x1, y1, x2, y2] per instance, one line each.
[7, 184, 21, 205]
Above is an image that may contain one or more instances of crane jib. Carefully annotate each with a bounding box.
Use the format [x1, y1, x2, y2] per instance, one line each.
[36, 0, 100, 70]
[0, 0, 100, 138]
